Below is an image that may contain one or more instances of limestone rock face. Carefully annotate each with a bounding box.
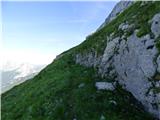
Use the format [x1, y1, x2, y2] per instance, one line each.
[99, 37, 120, 78]
[99, 1, 133, 29]
[118, 22, 129, 31]
[95, 82, 115, 90]
[113, 33, 159, 117]
[151, 13, 160, 38]
[75, 12, 160, 119]
[75, 52, 101, 68]
[157, 56, 160, 73]
[101, 37, 120, 63]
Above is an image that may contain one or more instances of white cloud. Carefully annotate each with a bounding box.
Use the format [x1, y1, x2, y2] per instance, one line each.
[2, 49, 55, 65]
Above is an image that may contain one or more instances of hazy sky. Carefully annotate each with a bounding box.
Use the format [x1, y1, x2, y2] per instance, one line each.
[2, 1, 118, 65]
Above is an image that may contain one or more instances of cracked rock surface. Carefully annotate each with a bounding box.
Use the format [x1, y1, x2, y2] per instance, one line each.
[76, 13, 160, 119]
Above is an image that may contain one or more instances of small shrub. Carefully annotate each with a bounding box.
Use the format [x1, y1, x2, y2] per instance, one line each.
[153, 73, 160, 81]
[153, 87, 160, 93]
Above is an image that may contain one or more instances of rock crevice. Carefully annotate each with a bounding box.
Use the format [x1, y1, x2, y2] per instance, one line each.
[75, 13, 160, 119]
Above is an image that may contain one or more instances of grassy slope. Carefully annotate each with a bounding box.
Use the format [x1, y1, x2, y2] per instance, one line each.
[75, 1, 160, 55]
[2, 1, 159, 120]
[2, 53, 154, 120]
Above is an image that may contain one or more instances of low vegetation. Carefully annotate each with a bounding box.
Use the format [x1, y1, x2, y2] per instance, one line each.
[75, 1, 160, 55]
[2, 1, 159, 120]
[2, 53, 154, 120]
[153, 87, 160, 94]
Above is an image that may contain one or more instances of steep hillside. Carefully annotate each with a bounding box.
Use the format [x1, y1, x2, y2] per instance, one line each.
[74, 1, 160, 119]
[2, 1, 160, 120]
[2, 53, 154, 120]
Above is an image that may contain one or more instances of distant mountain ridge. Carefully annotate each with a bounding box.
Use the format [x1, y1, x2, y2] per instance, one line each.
[98, 0, 133, 30]
[1, 62, 45, 93]
[2, 1, 160, 120]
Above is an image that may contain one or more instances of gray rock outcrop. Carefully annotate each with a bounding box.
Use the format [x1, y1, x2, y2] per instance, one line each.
[113, 33, 159, 118]
[157, 56, 160, 73]
[99, 1, 133, 30]
[151, 13, 160, 38]
[95, 82, 115, 90]
[75, 12, 160, 119]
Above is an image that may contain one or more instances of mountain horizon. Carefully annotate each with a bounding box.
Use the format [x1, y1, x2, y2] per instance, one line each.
[2, 1, 160, 120]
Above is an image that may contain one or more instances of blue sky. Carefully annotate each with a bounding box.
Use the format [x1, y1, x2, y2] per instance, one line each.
[2, 1, 118, 65]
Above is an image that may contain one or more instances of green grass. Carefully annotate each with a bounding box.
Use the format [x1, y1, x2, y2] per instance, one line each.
[74, 1, 160, 55]
[2, 53, 154, 120]
[154, 73, 160, 81]
[2, 1, 159, 120]
[135, 2, 160, 37]
[153, 87, 160, 93]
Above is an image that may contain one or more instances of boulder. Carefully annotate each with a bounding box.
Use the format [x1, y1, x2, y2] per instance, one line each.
[151, 13, 160, 38]
[95, 82, 115, 91]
